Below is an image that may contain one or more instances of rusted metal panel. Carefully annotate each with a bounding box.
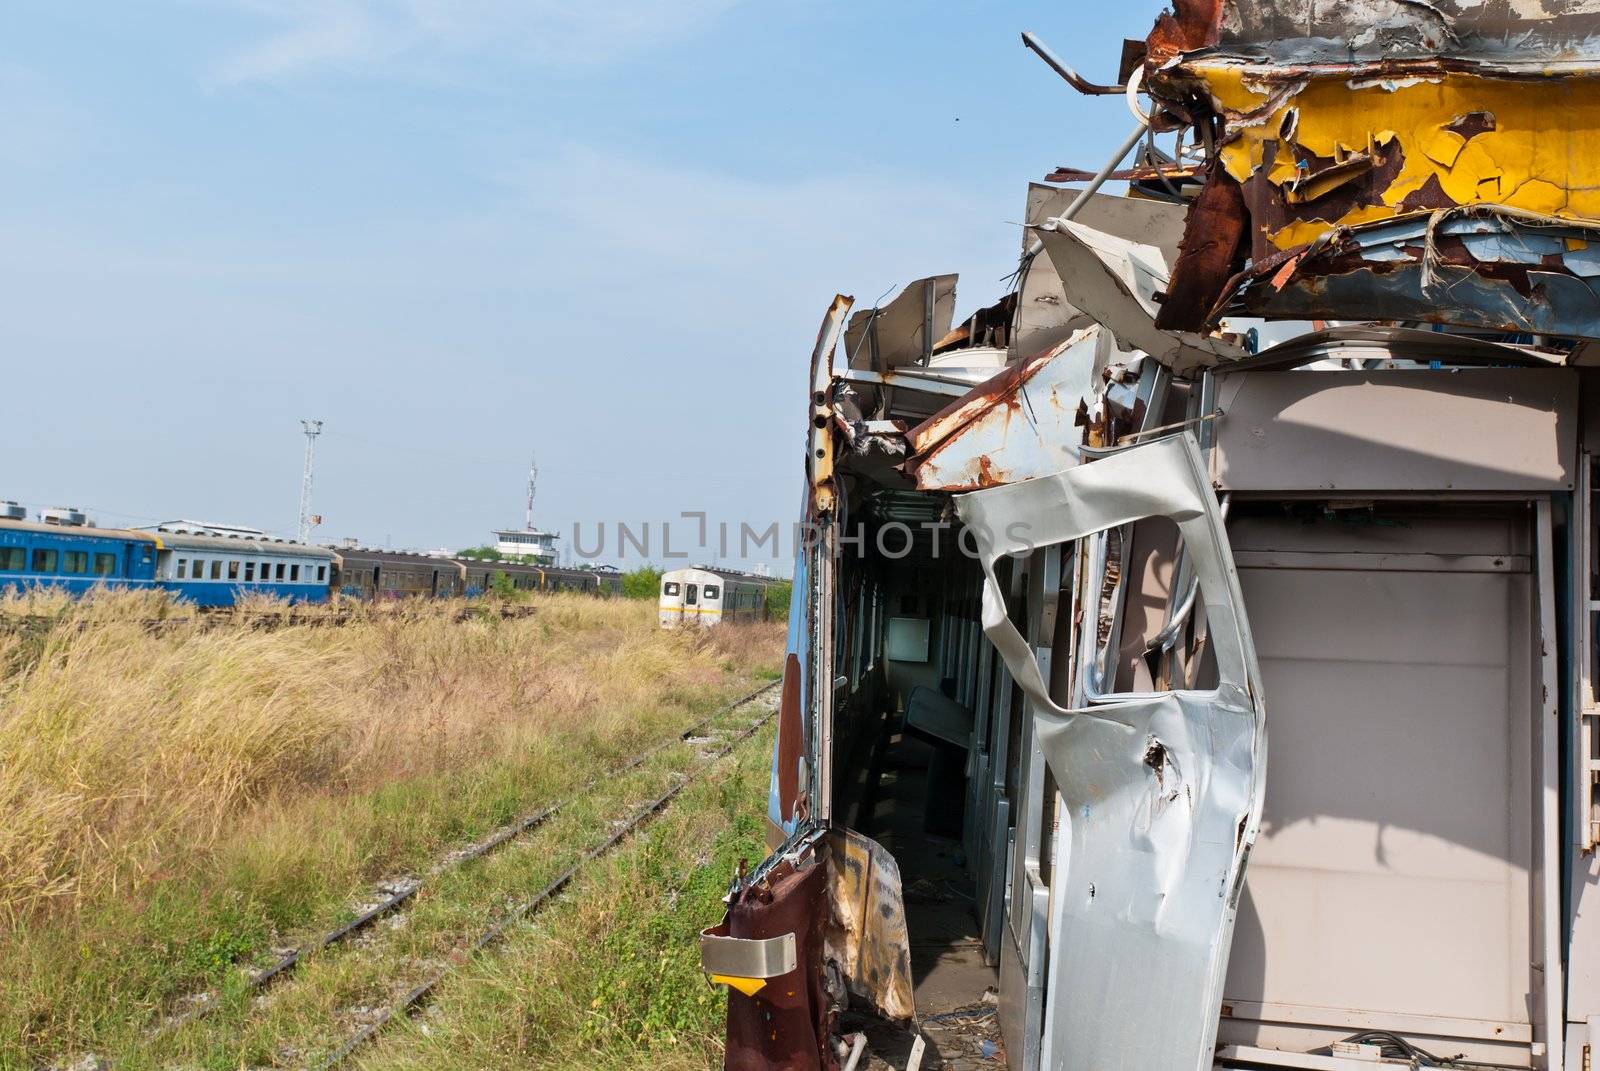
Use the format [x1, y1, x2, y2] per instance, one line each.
[904, 328, 1108, 491]
[1153, 161, 1249, 333]
[1151, 0, 1600, 67]
[1211, 368, 1578, 492]
[1143, 1, 1600, 334]
[809, 296, 852, 517]
[718, 856, 835, 1071]
[1230, 211, 1600, 337]
[775, 652, 805, 824]
[821, 828, 915, 1023]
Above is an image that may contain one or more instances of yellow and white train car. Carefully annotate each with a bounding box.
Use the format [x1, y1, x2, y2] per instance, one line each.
[658, 567, 768, 629]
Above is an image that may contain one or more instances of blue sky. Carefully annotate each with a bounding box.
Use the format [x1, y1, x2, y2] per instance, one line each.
[1, 1, 1167, 566]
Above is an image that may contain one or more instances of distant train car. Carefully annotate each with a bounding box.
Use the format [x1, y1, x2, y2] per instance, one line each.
[0, 517, 159, 595]
[150, 531, 336, 607]
[332, 550, 618, 601]
[658, 567, 771, 629]
[334, 548, 466, 599]
[458, 558, 604, 597]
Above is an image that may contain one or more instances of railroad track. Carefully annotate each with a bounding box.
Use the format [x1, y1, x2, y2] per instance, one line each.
[316, 706, 776, 1068]
[146, 679, 781, 1054]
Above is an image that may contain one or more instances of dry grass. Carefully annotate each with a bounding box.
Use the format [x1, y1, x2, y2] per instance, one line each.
[0, 592, 777, 919]
[0, 589, 782, 1065]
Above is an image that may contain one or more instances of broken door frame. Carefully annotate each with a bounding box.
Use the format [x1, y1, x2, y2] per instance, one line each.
[958, 433, 1266, 1071]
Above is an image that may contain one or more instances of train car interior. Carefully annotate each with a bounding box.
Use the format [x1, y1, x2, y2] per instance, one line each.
[820, 488, 997, 1054]
[714, 240, 1593, 1069]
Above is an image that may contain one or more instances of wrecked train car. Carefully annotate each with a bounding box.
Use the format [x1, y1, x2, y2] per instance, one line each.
[703, 4, 1600, 1069]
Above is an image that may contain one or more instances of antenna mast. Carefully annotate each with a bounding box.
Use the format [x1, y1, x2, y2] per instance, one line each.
[298, 419, 323, 543]
[525, 455, 538, 530]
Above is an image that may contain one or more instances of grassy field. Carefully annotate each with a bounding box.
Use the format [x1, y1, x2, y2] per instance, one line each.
[0, 590, 782, 1069]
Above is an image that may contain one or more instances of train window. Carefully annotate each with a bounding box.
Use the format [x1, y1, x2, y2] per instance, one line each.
[704, 585, 720, 600]
[245, 562, 256, 582]
[62, 551, 88, 574]
[210, 560, 222, 580]
[93, 553, 116, 576]
[0, 547, 22, 571]
[663, 582, 680, 596]
[317, 564, 327, 582]
[290, 564, 300, 581]
[228, 560, 240, 581]
[176, 558, 187, 578]
[686, 583, 698, 606]
[276, 562, 286, 580]
[32, 548, 57, 573]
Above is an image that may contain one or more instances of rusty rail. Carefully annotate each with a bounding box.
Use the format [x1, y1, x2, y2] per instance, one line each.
[316, 705, 778, 1069]
[146, 679, 781, 1042]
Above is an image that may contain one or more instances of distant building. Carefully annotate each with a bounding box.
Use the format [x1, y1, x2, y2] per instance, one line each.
[492, 527, 558, 565]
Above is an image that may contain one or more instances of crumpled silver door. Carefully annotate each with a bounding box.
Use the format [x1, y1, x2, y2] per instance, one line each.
[955, 434, 1265, 1071]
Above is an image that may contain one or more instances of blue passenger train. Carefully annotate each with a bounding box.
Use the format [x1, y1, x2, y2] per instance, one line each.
[0, 511, 621, 608]
[0, 517, 334, 606]
[0, 521, 159, 595]
[150, 530, 336, 607]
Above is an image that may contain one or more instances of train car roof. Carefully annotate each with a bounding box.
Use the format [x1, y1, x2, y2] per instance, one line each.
[156, 531, 337, 559]
[662, 566, 779, 586]
[454, 557, 547, 573]
[0, 520, 159, 543]
[333, 547, 464, 567]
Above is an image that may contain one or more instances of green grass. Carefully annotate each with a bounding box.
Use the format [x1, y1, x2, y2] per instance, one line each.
[353, 722, 772, 1071]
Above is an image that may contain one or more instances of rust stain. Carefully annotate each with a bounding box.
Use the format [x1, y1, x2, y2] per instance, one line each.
[776, 653, 804, 821]
[1147, 0, 1224, 64]
[1155, 159, 1249, 332]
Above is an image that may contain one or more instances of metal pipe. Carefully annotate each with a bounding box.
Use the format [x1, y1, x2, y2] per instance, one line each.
[841, 1032, 868, 1071]
[1023, 121, 1150, 258]
[1021, 31, 1125, 95]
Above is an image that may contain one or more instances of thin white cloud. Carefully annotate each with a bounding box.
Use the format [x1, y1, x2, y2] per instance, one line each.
[206, 0, 748, 84]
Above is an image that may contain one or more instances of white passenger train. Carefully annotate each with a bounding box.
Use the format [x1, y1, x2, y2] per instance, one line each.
[657, 567, 770, 628]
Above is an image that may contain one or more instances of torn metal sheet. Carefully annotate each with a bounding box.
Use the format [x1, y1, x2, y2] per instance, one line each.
[1141, 1, 1600, 333]
[821, 828, 915, 1023]
[1231, 209, 1600, 337]
[1185, 69, 1600, 257]
[903, 327, 1110, 491]
[1031, 219, 1248, 373]
[1015, 186, 1187, 360]
[1148, 0, 1600, 68]
[844, 275, 957, 372]
[955, 434, 1264, 1071]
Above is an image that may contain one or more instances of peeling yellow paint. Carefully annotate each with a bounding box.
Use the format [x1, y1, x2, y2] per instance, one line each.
[1196, 63, 1600, 248]
[709, 973, 768, 997]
